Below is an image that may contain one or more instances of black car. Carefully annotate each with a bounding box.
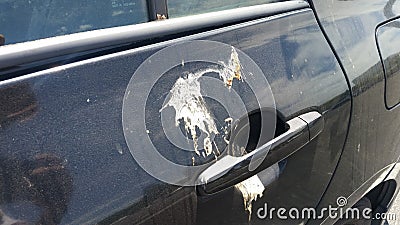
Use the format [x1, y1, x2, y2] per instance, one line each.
[1, 0, 400, 224]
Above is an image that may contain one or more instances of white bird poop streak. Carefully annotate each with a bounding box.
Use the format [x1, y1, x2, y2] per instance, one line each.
[160, 46, 265, 217]
[160, 72, 219, 156]
[235, 175, 265, 220]
[160, 46, 243, 156]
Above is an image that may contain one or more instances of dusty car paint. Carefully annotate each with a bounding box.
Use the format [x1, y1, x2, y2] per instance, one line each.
[0, 2, 353, 225]
[309, 0, 400, 223]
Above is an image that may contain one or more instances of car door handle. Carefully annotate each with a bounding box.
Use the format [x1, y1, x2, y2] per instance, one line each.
[197, 111, 324, 195]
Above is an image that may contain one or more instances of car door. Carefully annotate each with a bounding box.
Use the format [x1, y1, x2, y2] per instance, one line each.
[306, 1, 400, 224]
[0, 0, 350, 224]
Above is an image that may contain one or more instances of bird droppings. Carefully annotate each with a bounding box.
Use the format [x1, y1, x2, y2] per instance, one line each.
[156, 14, 167, 20]
[223, 136, 230, 145]
[204, 137, 213, 156]
[222, 117, 233, 145]
[160, 46, 244, 157]
[159, 46, 264, 216]
[160, 72, 219, 156]
[116, 143, 123, 155]
[224, 117, 233, 123]
[235, 175, 265, 220]
[22, 176, 32, 188]
[219, 47, 243, 88]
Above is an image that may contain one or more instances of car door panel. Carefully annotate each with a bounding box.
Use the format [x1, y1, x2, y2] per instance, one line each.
[0, 2, 351, 225]
[309, 0, 400, 223]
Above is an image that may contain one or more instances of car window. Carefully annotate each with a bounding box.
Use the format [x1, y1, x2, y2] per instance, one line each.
[167, 0, 285, 18]
[0, 0, 149, 45]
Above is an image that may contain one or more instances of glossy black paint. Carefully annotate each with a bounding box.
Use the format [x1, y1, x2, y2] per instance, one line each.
[0, 6, 352, 225]
[309, 0, 400, 223]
